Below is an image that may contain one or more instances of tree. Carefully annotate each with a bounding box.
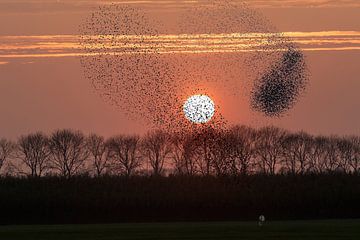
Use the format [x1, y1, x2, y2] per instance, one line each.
[191, 126, 218, 176]
[0, 139, 15, 173]
[255, 126, 287, 174]
[170, 132, 197, 175]
[282, 132, 312, 174]
[307, 136, 328, 173]
[141, 130, 172, 176]
[49, 129, 89, 178]
[17, 133, 50, 177]
[323, 136, 341, 172]
[211, 129, 234, 176]
[337, 136, 360, 173]
[86, 134, 108, 176]
[106, 135, 141, 177]
[227, 125, 258, 175]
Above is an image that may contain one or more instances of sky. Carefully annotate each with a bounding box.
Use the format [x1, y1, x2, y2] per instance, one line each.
[0, 0, 359, 139]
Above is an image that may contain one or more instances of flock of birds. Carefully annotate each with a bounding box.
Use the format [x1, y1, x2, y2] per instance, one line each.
[79, 0, 308, 132]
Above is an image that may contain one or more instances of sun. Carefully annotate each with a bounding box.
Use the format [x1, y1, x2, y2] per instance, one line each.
[183, 95, 215, 124]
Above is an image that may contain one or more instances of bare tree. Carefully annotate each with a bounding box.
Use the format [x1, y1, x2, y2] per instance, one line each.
[227, 126, 258, 175]
[307, 136, 329, 173]
[170, 132, 197, 175]
[86, 134, 108, 176]
[210, 130, 234, 176]
[50, 129, 89, 178]
[323, 136, 342, 172]
[141, 130, 172, 176]
[337, 136, 360, 173]
[282, 132, 312, 174]
[106, 135, 141, 177]
[0, 139, 15, 174]
[17, 133, 50, 177]
[349, 136, 360, 173]
[191, 127, 218, 176]
[255, 126, 287, 174]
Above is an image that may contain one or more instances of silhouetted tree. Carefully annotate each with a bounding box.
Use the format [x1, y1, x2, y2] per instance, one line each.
[337, 136, 360, 173]
[349, 136, 360, 173]
[86, 134, 108, 176]
[211, 130, 234, 176]
[323, 136, 342, 172]
[106, 135, 141, 177]
[227, 126, 258, 175]
[191, 127, 218, 176]
[142, 130, 172, 176]
[49, 129, 89, 178]
[17, 133, 50, 177]
[307, 136, 328, 173]
[170, 132, 197, 175]
[0, 126, 359, 178]
[0, 138, 15, 174]
[282, 132, 312, 174]
[256, 126, 287, 174]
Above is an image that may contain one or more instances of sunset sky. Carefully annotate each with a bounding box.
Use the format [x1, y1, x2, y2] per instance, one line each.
[0, 0, 359, 139]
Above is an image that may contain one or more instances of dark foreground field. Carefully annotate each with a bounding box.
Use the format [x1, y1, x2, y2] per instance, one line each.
[1, 175, 360, 224]
[0, 220, 360, 240]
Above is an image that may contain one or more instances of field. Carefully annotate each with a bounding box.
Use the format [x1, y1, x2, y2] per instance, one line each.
[0, 220, 359, 240]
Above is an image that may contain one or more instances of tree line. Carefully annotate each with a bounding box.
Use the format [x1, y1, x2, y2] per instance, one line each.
[0, 126, 359, 178]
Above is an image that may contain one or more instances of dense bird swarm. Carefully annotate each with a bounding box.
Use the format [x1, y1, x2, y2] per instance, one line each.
[79, 0, 308, 131]
[251, 47, 308, 116]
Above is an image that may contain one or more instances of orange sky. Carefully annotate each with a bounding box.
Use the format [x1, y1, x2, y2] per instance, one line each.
[0, 0, 359, 139]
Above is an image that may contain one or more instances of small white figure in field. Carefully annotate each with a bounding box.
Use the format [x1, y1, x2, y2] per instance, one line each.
[258, 215, 266, 227]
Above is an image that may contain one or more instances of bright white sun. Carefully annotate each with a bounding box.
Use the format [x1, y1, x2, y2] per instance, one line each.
[183, 94, 215, 124]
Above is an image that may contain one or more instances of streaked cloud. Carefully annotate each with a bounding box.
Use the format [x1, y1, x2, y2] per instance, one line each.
[246, 0, 360, 8]
[0, 0, 358, 14]
[0, 31, 359, 59]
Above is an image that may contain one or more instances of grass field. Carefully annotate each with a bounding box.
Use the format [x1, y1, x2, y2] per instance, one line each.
[0, 219, 359, 240]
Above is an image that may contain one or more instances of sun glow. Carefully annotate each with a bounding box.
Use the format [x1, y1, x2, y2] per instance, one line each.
[183, 95, 215, 124]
